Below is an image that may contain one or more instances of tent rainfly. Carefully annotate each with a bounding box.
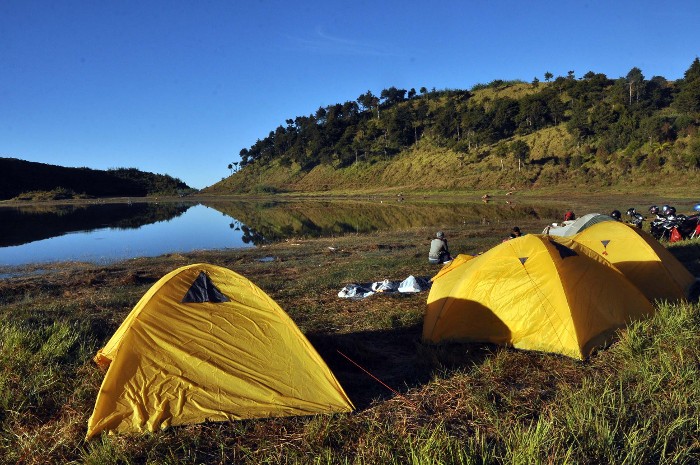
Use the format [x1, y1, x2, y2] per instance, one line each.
[544, 213, 615, 236]
[86, 263, 353, 439]
[423, 235, 655, 359]
[567, 221, 695, 302]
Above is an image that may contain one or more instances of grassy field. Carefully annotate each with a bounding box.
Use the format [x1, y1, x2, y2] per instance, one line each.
[1, 218, 699, 464]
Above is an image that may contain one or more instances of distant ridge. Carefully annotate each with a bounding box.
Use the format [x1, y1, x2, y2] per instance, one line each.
[0, 158, 193, 200]
[206, 58, 700, 194]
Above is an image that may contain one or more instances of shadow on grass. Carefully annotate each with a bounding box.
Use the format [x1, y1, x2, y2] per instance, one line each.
[307, 324, 496, 410]
[668, 241, 700, 301]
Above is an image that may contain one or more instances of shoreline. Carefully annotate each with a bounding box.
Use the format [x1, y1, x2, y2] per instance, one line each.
[2, 184, 699, 208]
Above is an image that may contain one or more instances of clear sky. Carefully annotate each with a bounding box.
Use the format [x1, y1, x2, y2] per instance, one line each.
[2, 1, 699, 189]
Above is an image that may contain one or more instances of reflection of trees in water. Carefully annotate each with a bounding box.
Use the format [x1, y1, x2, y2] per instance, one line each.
[109, 203, 192, 229]
[207, 200, 564, 244]
[229, 219, 266, 245]
[239, 225, 267, 245]
[0, 202, 193, 247]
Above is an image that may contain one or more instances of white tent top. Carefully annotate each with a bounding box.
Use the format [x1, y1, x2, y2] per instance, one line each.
[543, 213, 615, 236]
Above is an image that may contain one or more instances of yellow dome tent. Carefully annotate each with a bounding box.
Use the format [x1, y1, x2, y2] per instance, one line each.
[86, 263, 353, 439]
[431, 253, 475, 281]
[423, 235, 654, 359]
[568, 221, 695, 302]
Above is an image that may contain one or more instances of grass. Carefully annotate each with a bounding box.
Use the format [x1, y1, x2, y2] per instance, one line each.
[11, 188, 92, 201]
[0, 224, 699, 464]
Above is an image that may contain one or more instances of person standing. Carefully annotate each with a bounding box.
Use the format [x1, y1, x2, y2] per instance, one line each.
[429, 231, 452, 264]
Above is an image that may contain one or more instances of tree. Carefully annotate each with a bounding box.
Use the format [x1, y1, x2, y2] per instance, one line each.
[385, 105, 413, 148]
[239, 148, 250, 166]
[544, 71, 553, 82]
[412, 99, 429, 143]
[357, 91, 377, 113]
[683, 57, 700, 82]
[433, 104, 460, 141]
[510, 140, 530, 171]
[674, 80, 700, 113]
[494, 142, 509, 170]
[315, 106, 327, 124]
[589, 102, 618, 134]
[626, 67, 645, 105]
[486, 97, 519, 141]
[674, 58, 700, 113]
[227, 163, 233, 174]
[545, 92, 566, 125]
[517, 95, 549, 133]
[380, 86, 407, 106]
[460, 105, 487, 150]
[566, 99, 592, 140]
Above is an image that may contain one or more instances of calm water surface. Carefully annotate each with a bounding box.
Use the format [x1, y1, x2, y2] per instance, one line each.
[0, 203, 251, 266]
[1, 196, 690, 267]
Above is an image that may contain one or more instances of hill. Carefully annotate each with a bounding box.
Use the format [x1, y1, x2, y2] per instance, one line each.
[205, 59, 700, 195]
[0, 158, 195, 200]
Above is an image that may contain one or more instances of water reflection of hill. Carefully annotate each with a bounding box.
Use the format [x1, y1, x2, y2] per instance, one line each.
[205, 200, 563, 245]
[0, 202, 193, 247]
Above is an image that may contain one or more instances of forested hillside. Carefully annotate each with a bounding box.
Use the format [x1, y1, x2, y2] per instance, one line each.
[209, 58, 700, 194]
[0, 158, 194, 200]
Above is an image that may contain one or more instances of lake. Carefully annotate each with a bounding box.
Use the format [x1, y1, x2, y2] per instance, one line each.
[0, 196, 691, 268]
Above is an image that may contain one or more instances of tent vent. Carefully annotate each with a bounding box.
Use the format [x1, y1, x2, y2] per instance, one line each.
[182, 272, 230, 303]
[549, 240, 578, 259]
[519, 257, 528, 265]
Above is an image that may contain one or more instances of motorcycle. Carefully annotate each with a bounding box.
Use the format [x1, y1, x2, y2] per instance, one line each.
[625, 208, 645, 228]
[650, 212, 700, 242]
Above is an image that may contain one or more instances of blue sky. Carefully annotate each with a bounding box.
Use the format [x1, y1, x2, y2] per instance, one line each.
[1, 1, 699, 189]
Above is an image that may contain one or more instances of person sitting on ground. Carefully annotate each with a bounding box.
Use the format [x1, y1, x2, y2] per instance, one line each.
[563, 211, 576, 222]
[429, 231, 452, 264]
[504, 226, 523, 241]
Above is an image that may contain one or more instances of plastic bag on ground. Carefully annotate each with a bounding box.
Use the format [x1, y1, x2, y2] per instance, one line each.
[338, 284, 374, 299]
[398, 275, 431, 293]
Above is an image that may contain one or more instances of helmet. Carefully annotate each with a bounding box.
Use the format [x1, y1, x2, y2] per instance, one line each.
[649, 205, 659, 215]
[563, 211, 575, 221]
[626, 207, 636, 216]
[694, 203, 700, 212]
[436, 231, 444, 239]
[667, 206, 676, 216]
[610, 210, 621, 220]
[661, 205, 671, 215]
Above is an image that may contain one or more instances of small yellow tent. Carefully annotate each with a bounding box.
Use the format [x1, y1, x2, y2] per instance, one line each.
[423, 235, 654, 359]
[569, 221, 695, 302]
[86, 263, 353, 439]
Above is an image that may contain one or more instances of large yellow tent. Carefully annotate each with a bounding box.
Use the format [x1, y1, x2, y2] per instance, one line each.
[87, 263, 353, 439]
[423, 235, 654, 359]
[569, 221, 695, 302]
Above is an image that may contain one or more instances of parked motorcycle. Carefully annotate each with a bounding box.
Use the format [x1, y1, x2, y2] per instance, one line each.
[648, 205, 700, 242]
[625, 208, 645, 228]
